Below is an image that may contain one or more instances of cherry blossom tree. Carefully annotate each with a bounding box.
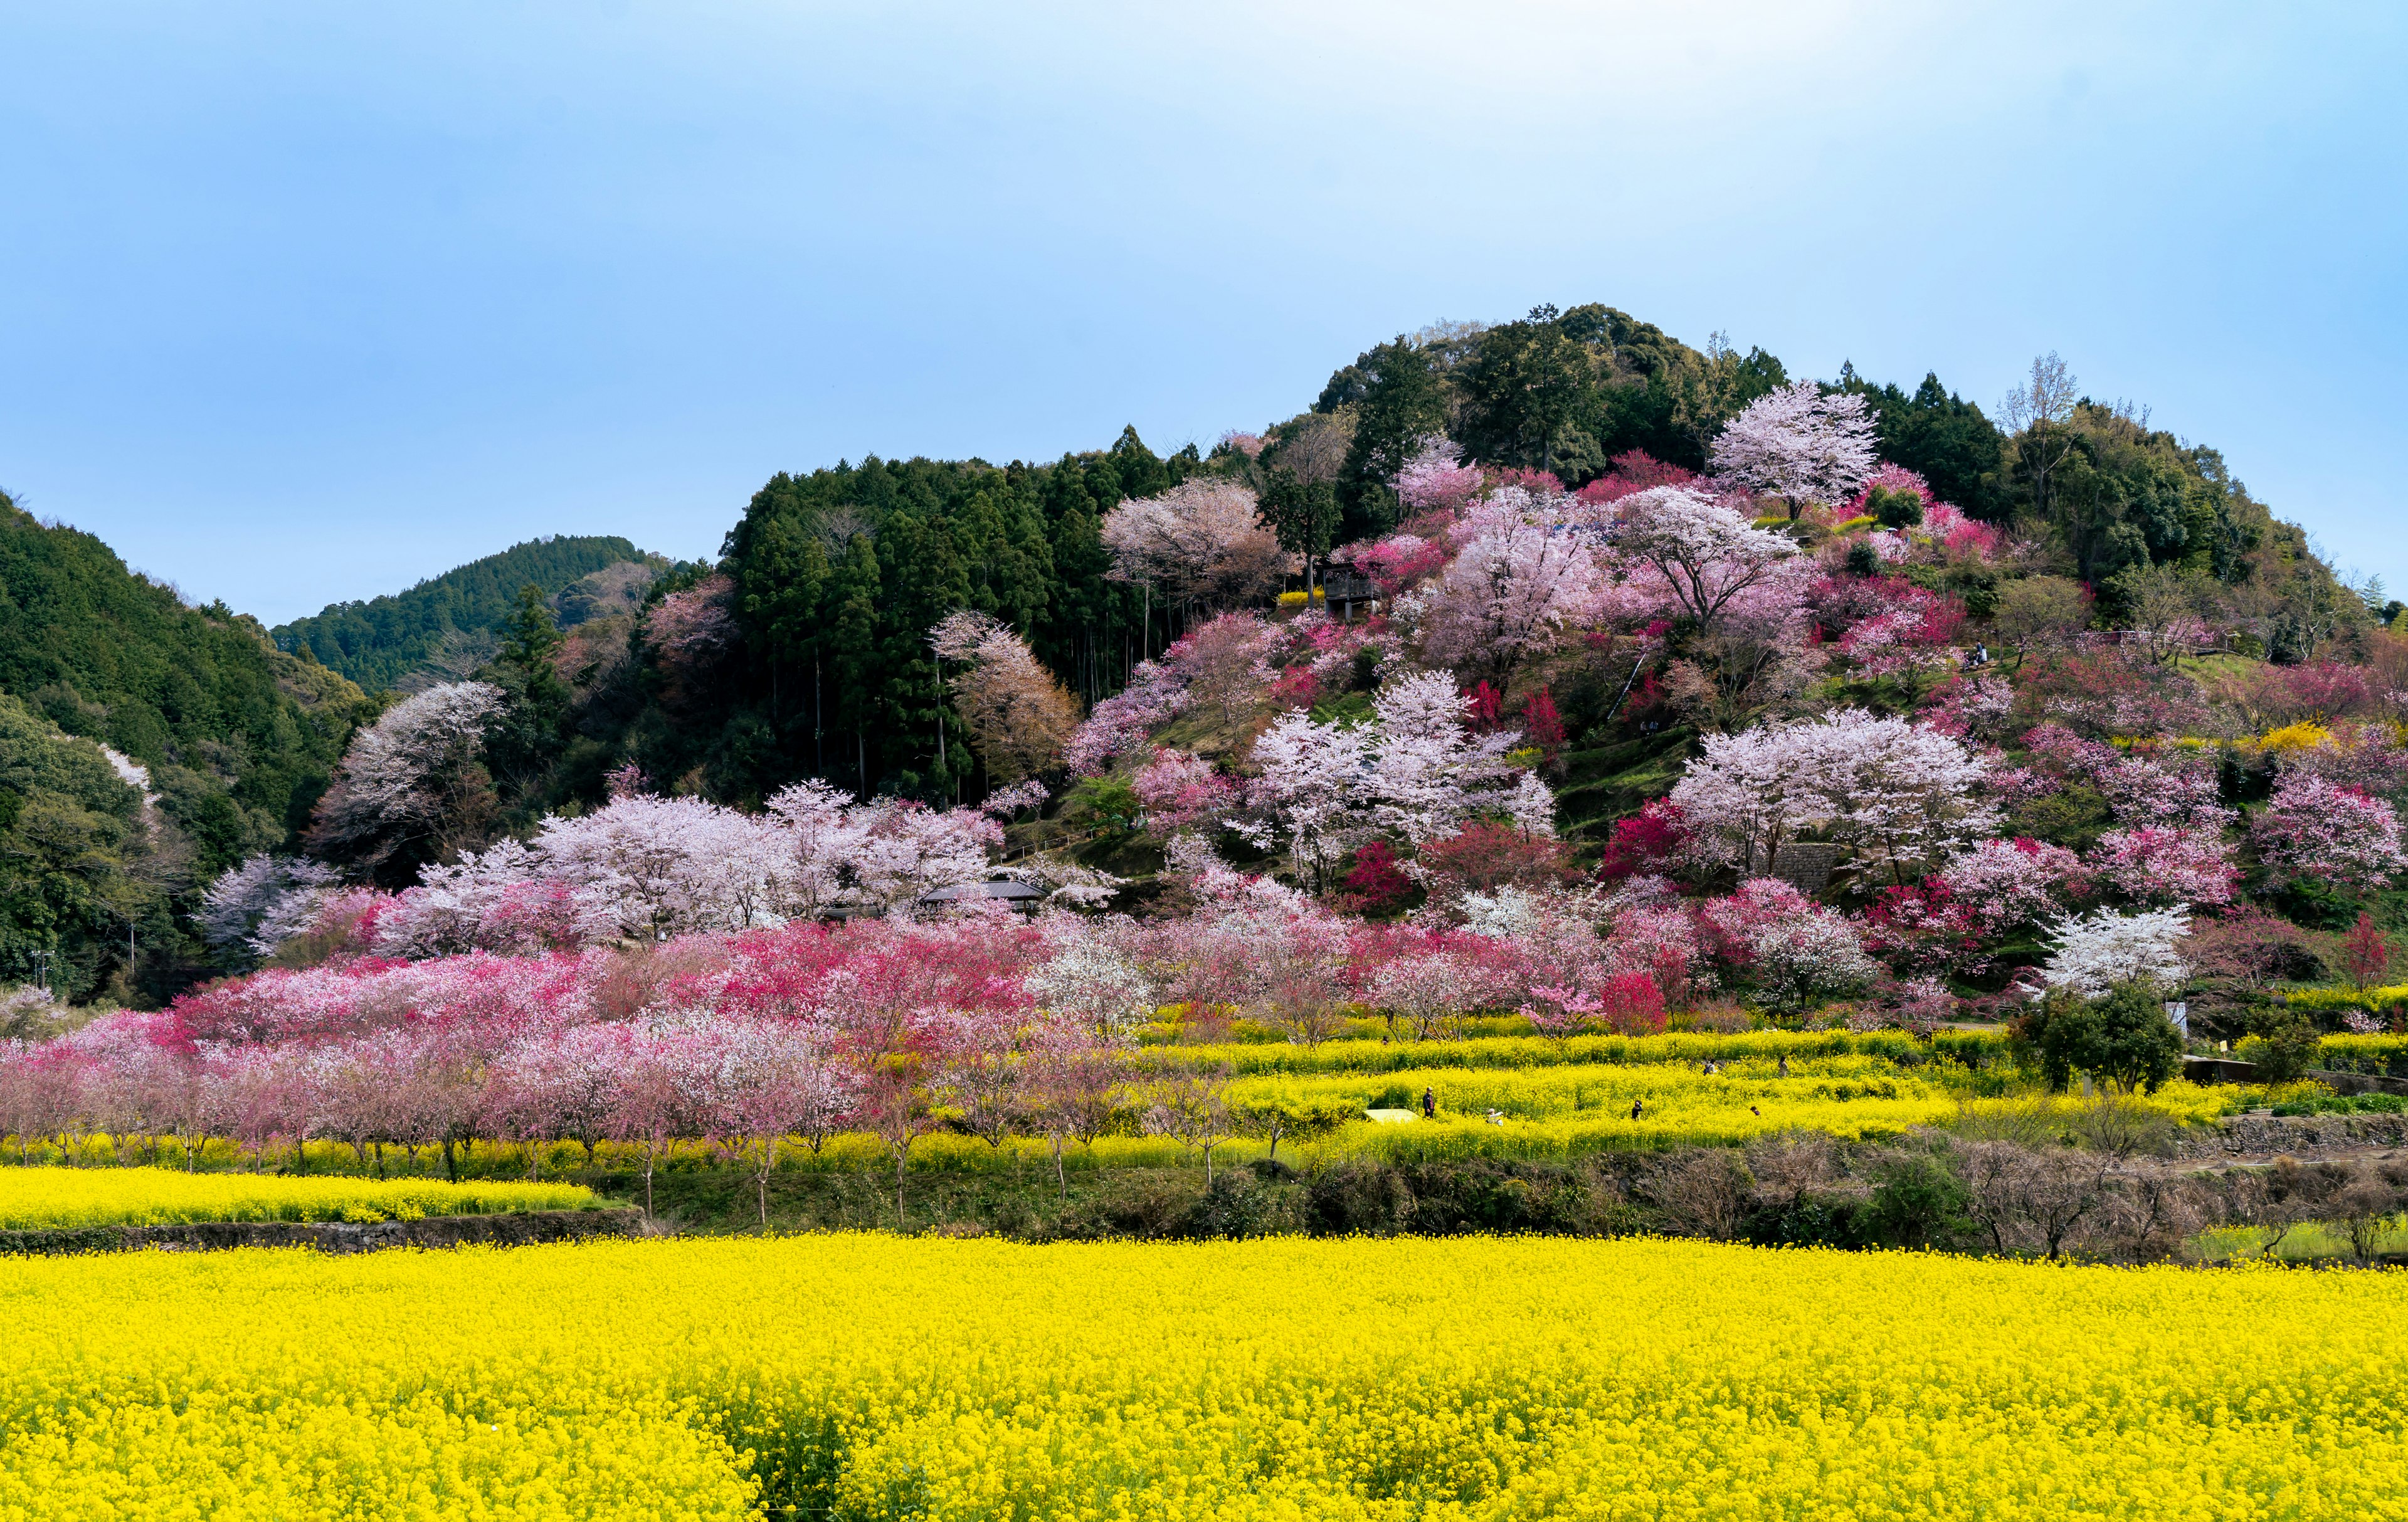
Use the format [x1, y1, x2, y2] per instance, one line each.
[1416, 498, 1605, 692]
[2091, 826, 2239, 906]
[1363, 671, 1531, 848]
[199, 855, 346, 963]
[1132, 749, 1237, 837]
[1936, 837, 2086, 934]
[1173, 613, 1284, 739]
[2035, 907, 2192, 997]
[1063, 658, 1188, 774]
[1025, 1033, 1127, 1202]
[2250, 773, 2408, 894]
[1025, 915, 1154, 1042]
[1604, 487, 1810, 630]
[1102, 478, 1292, 615]
[1351, 924, 1513, 1040]
[929, 611, 1079, 785]
[1245, 710, 1371, 890]
[605, 1020, 704, 1218]
[305, 682, 505, 877]
[1392, 435, 1484, 515]
[1671, 710, 1998, 886]
[1142, 1067, 1235, 1183]
[1708, 379, 1879, 512]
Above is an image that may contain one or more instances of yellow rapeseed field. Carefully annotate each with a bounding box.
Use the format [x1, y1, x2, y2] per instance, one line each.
[1, 1234, 2402, 1520]
[0, 1168, 596, 1229]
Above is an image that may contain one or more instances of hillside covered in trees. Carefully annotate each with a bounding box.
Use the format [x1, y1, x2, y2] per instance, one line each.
[0, 493, 373, 1004]
[379, 303, 2362, 848]
[273, 536, 665, 694]
[7, 300, 2399, 1024]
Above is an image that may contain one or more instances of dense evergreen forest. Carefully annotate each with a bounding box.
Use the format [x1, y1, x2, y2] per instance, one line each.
[273, 536, 661, 692]
[0, 493, 372, 1003]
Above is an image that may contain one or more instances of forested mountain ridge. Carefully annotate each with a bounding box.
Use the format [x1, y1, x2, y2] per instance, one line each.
[0, 492, 374, 1001]
[273, 535, 663, 692]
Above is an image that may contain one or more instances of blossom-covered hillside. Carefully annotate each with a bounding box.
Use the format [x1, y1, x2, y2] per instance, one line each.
[6, 314, 2404, 1190]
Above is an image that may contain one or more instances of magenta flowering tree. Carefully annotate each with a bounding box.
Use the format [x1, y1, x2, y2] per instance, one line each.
[2091, 826, 2239, 907]
[2251, 773, 2408, 894]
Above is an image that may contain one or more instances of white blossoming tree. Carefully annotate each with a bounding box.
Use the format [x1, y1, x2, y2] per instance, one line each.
[1708, 379, 1879, 514]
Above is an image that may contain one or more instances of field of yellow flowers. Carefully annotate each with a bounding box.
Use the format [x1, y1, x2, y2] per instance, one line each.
[0, 1169, 596, 1229]
[3, 1234, 2402, 1520]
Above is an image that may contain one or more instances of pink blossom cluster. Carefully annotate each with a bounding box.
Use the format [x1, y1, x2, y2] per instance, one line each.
[1392, 435, 1484, 515]
[1063, 658, 1189, 774]
[2251, 773, 2408, 894]
[1265, 610, 1393, 708]
[1131, 748, 1238, 835]
[1935, 837, 2086, 933]
[2090, 825, 2239, 906]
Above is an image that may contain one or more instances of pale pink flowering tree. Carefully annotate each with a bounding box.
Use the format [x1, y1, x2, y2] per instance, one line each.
[1602, 902, 1709, 1008]
[305, 680, 505, 871]
[696, 1017, 855, 1229]
[1417, 501, 1607, 693]
[1920, 674, 2019, 743]
[1025, 1032, 1128, 1203]
[199, 854, 346, 963]
[1242, 669, 1553, 887]
[1025, 914, 1154, 1042]
[1936, 837, 2086, 934]
[1101, 478, 1293, 615]
[2251, 774, 2408, 894]
[2096, 752, 2234, 830]
[1672, 709, 1997, 885]
[1350, 924, 1515, 1040]
[644, 574, 741, 668]
[1603, 487, 1810, 630]
[1062, 659, 1188, 774]
[1245, 710, 1371, 890]
[605, 1019, 704, 1219]
[2034, 907, 2192, 998]
[1364, 670, 1533, 848]
[1709, 379, 1879, 511]
[1393, 434, 1485, 515]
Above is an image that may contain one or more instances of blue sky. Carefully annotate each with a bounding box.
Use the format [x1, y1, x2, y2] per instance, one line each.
[2, 1, 2401, 625]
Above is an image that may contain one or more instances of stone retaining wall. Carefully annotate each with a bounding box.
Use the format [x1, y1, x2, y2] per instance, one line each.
[0, 1207, 643, 1257]
[2174, 1114, 2408, 1160]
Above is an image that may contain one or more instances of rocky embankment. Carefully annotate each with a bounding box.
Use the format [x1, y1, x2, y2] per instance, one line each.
[0, 1207, 642, 1257]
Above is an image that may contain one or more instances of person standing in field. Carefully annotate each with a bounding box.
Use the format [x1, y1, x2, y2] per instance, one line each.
[1421, 1086, 1435, 1119]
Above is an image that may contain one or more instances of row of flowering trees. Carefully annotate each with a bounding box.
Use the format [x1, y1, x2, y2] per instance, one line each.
[199, 776, 1098, 968]
[6, 815, 2246, 1200]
